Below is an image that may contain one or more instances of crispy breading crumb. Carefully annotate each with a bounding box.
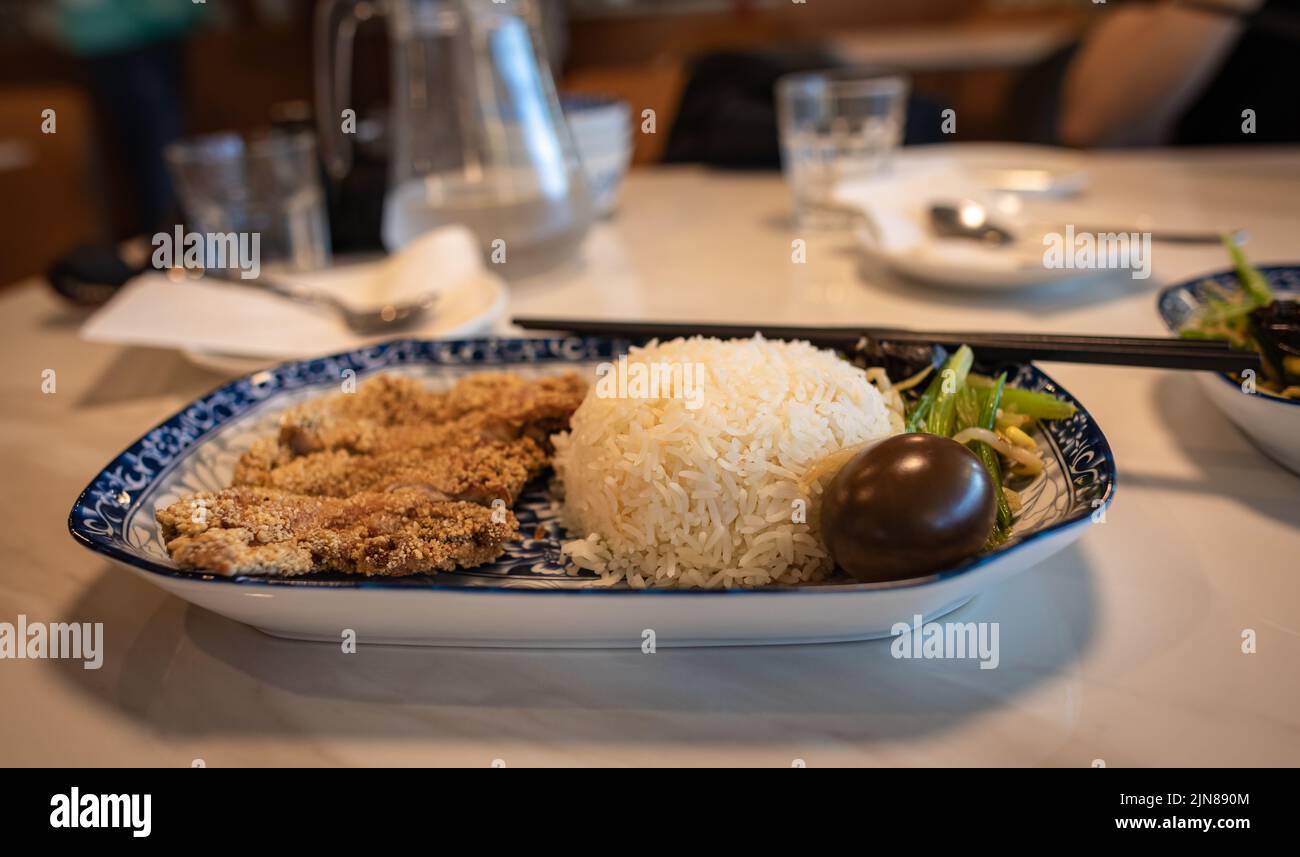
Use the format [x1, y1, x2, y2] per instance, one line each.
[158, 371, 587, 578]
[232, 372, 585, 503]
[234, 438, 547, 503]
[158, 371, 590, 580]
[157, 487, 519, 577]
[277, 371, 586, 455]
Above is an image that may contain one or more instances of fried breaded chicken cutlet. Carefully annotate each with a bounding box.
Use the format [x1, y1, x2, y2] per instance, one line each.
[157, 370, 588, 578]
[157, 487, 519, 577]
[274, 372, 587, 456]
[233, 372, 585, 503]
[234, 441, 548, 505]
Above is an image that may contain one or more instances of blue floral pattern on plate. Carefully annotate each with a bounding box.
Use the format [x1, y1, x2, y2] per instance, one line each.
[68, 336, 1115, 592]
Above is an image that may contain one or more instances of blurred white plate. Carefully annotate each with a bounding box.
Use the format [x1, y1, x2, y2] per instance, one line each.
[905, 143, 1089, 198]
[838, 156, 1100, 292]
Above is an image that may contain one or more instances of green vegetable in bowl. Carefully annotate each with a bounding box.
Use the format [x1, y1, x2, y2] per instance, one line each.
[1225, 233, 1274, 307]
[1178, 235, 1299, 398]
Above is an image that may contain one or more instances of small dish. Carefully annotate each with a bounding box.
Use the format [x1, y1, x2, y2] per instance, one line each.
[1157, 265, 1300, 474]
[905, 143, 1089, 198]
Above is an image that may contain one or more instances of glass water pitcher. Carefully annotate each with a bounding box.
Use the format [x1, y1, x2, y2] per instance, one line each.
[315, 0, 591, 274]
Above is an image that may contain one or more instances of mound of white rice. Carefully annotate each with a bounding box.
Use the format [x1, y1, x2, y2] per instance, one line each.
[552, 336, 900, 588]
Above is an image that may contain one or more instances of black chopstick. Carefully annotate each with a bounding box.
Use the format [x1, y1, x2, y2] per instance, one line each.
[511, 317, 1262, 374]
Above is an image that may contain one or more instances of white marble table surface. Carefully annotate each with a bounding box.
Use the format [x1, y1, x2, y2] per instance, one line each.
[2, 149, 1299, 766]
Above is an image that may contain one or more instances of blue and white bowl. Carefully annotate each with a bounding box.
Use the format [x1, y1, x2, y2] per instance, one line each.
[562, 93, 632, 217]
[67, 337, 1115, 647]
[1157, 265, 1300, 475]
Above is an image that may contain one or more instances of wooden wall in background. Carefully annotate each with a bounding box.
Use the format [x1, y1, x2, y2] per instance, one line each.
[0, 87, 102, 285]
[0, 10, 316, 282]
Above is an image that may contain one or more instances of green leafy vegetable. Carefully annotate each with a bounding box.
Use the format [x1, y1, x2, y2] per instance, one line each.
[1224, 233, 1273, 307]
[902, 347, 1074, 548]
[924, 345, 973, 438]
[974, 373, 1012, 544]
[969, 376, 1076, 421]
[1176, 234, 1272, 352]
[907, 346, 972, 432]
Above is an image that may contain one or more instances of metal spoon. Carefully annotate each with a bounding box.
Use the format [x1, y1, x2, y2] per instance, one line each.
[930, 200, 1016, 245]
[929, 200, 1246, 246]
[211, 271, 440, 335]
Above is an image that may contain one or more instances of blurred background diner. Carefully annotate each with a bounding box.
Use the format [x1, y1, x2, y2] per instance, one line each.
[0, 0, 1295, 293]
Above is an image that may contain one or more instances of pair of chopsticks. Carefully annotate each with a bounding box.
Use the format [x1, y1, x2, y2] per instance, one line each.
[511, 317, 1262, 374]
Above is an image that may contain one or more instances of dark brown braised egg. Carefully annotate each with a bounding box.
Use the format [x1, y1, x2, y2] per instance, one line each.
[820, 433, 996, 582]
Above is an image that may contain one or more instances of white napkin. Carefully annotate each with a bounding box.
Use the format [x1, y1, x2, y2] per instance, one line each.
[81, 225, 507, 358]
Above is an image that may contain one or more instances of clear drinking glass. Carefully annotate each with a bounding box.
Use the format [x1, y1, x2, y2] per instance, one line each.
[776, 70, 909, 227]
[164, 131, 331, 277]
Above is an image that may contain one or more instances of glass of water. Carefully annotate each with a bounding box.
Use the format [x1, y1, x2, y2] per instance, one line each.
[776, 70, 909, 227]
[164, 131, 330, 278]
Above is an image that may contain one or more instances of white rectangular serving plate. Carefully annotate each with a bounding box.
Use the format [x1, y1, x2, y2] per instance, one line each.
[69, 337, 1114, 647]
